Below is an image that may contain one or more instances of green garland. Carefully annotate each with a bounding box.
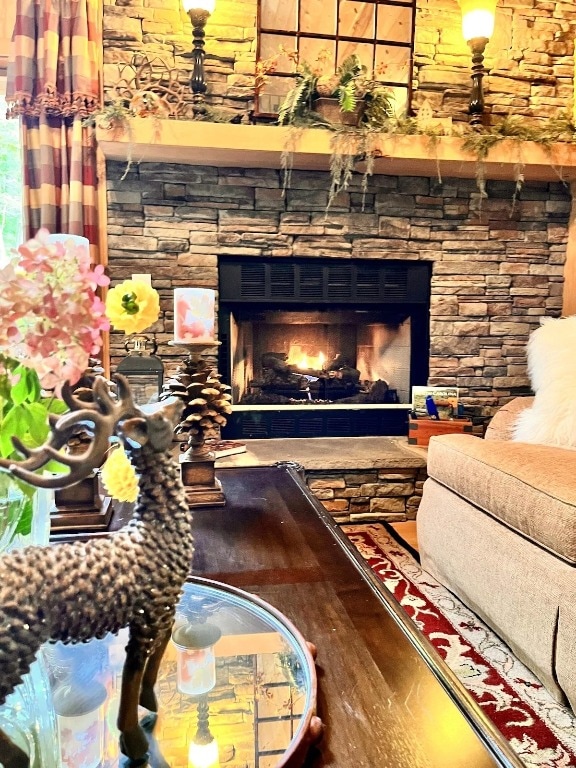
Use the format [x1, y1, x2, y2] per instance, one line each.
[92, 92, 576, 211]
[281, 112, 576, 213]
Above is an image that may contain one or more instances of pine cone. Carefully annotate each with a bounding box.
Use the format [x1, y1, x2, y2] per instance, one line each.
[160, 357, 232, 448]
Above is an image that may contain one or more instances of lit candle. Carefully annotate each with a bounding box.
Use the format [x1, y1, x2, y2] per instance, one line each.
[172, 624, 220, 696]
[174, 288, 216, 344]
[188, 738, 219, 768]
[131, 273, 152, 286]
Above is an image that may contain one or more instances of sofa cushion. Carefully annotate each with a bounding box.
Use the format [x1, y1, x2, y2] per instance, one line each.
[484, 396, 533, 441]
[426, 433, 576, 564]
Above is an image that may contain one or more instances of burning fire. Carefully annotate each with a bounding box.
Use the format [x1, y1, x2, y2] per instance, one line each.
[286, 345, 326, 371]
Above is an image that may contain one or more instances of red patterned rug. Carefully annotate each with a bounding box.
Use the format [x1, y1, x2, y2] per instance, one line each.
[343, 523, 576, 768]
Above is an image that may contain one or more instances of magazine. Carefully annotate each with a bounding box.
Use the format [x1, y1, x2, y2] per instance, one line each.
[412, 386, 459, 420]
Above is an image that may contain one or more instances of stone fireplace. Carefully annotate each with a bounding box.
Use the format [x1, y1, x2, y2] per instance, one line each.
[218, 256, 431, 438]
[106, 157, 570, 438]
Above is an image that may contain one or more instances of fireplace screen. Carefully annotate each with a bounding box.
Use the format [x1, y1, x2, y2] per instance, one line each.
[229, 308, 411, 407]
[218, 257, 430, 438]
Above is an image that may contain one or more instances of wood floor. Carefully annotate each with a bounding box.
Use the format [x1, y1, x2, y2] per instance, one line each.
[390, 520, 419, 551]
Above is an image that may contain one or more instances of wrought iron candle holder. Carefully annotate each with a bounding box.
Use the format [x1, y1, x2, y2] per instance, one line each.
[467, 36, 489, 128]
[181, 0, 216, 118]
[459, 0, 497, 129]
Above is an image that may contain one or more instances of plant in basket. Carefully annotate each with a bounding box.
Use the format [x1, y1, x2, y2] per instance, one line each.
[277, 50, 395, 129]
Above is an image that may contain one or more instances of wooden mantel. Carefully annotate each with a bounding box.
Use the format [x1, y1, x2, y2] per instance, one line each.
[96, 117, 576, 316]
[96, 118, 576, 183]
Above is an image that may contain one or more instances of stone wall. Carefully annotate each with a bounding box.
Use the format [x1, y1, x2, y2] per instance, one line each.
[102, 0, 575, 122]
[413, 0, 576, 121]
[306, 467, 428, 524]
[106, 160, 569, 418]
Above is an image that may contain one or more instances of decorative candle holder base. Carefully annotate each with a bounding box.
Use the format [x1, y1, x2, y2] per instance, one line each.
[52, 475, 113, 533]
[179, 455, 226, 508]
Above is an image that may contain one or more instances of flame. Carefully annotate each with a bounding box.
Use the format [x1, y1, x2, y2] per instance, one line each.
[286, 345, 326, 370]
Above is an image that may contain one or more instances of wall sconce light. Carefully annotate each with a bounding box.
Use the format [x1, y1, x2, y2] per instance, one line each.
[182, 0, 216, 117]
[459, 0, 497, 128]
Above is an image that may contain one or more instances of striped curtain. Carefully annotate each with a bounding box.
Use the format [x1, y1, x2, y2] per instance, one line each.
[6, 0, 102, 260]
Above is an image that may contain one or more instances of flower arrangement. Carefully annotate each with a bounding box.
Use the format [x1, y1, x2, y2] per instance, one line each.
[0, 230, 109, 391]
[0, 229, 163, 524]
[100, 443, 139, 502]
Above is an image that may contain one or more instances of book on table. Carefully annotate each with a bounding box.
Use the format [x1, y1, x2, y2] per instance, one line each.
[207, 440, 247, 458]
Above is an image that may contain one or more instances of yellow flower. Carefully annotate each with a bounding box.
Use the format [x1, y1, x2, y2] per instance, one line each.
[105, 279, 160, 334]
[100, 445, 139, 503]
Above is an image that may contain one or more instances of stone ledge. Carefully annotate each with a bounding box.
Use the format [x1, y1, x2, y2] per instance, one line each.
[215, 436, 427, 471]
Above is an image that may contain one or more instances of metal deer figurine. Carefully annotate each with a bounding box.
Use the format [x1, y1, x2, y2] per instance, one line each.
[0, 375, 192, 768]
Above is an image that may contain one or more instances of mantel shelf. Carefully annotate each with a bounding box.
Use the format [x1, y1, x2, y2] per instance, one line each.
[96, 118, 576, 183]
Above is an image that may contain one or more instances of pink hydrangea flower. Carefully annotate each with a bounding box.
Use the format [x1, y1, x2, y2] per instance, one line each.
[0, 229, 111, 390]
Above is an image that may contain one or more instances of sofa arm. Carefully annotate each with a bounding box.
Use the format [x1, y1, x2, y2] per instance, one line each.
[484, 396, 534, 441]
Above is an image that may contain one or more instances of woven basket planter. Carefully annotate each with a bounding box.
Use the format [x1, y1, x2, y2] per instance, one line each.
[313, 97, 365, 127]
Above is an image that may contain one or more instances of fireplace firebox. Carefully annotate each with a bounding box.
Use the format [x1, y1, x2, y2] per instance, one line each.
[218, 258, 431, 439]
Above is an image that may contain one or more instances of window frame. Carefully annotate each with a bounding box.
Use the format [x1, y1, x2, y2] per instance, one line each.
[255, 0, 416, 119]
[0, 68, 24, 265]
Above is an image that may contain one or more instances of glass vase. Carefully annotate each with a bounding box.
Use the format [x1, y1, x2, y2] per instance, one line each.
[0, 474, 26, 553]
[0, 655, 60, 768]
[0, 481, 58, 766]
[6, 485, 53, 551]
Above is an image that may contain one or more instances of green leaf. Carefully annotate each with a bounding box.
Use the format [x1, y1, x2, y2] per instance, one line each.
[25, 368, 41, 402]
[14, 497, 33, 537]
[0, 405, 27, 458]
[23, 402, 50, 444]
[0, 375, 11, 402]
[44, 458, 68, 475]
[9, 367, 29, 406]
[47, 397, 68, 415]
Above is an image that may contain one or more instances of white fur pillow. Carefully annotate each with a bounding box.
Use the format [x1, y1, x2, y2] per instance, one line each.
[512, 315, 576, 449]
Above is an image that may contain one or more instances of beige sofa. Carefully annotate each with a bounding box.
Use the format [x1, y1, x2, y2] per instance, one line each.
[416, 397, 576, 709]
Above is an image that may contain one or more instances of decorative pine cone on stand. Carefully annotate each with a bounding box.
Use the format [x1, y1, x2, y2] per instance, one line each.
[160, 357, 232, 461]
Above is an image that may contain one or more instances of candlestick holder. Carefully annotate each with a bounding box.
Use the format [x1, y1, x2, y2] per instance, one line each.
[164, 341, 230, 507]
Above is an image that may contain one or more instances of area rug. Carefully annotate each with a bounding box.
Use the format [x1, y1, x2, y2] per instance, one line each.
[343, 523, 576, 768]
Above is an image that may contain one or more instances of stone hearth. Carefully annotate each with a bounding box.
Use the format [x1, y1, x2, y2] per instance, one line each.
[215, 436, 428, 524]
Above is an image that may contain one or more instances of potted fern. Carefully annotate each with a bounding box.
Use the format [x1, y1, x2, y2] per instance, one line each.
[278, 52, 394, 129]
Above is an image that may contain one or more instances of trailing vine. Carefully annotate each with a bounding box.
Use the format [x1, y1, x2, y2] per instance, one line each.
[459, 113, 576, 202]
[279, 111, 576, 214]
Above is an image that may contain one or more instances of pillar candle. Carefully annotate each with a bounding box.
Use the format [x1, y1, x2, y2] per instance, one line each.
[47, 233, 90, 251]
[174, 288, 216, 343]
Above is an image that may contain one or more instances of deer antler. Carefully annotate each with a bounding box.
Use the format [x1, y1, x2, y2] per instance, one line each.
[0, 375, 139, 490]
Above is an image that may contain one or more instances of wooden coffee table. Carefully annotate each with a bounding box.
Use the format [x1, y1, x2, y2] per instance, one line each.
[190, 463, 524, 768]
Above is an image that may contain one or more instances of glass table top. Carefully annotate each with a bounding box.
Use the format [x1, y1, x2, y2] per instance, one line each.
[0, 577, 317, 768]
